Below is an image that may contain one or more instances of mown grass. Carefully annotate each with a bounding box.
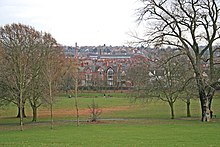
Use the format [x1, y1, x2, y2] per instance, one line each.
[0, 91, 220, 146]
[1, 92, 220, 121]
[0, 122, 220, 147]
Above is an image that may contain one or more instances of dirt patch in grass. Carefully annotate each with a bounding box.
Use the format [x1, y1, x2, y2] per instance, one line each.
[38, 106, 130, 117]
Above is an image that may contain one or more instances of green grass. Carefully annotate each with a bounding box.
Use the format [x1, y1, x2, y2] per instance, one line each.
[1, 91, 220, 146]
[0, 122, 220, 147]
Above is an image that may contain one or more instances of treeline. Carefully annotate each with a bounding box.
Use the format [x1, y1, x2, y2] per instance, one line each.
[0, 23, 77, 130]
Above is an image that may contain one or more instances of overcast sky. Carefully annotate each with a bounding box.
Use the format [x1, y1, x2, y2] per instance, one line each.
[0, 0, 142, 46]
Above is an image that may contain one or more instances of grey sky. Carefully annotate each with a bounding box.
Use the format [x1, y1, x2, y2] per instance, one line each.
[0, 0, 142, 46]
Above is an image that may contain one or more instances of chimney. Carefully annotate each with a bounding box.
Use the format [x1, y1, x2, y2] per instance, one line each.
[99, 48, 102, 55]
[75, 42, 78, 58]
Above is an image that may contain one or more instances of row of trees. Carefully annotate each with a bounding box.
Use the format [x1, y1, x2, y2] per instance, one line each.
[1, 0, 220, 129]
[0, 23, 78, 130]
[135, 0, 220, 121]
[128, 49, 197, 119]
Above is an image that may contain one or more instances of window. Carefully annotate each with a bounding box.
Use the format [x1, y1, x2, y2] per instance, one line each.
[107, 68, 114, 86]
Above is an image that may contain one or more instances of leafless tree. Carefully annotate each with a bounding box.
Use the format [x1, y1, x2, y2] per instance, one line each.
[0, 23, 64, 129]
[180, 78, 198, 117]
[27, 33, 59, 122]
[150, 50, 191, 119]
[127, 57, 151, 102]
[88, 98, 102, 122]
[42, 40, 65, 129]
[62, 55, 80, 126]
[0, 23, 44, 130]
[136, 0, 220, 121]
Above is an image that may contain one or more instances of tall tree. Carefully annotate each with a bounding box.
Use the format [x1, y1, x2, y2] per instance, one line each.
[27, 44, 47, 122]
[0, 44, 10, 106]
[28, 32, 65, 123]
[0, 23, 43, 130]
[150, 50, 190, 119]
[127, 56, 150, 101]
[0, 23, 61, 128]
[136, 0, 220, 121]
[42, 37, 65, 129]
[61, 55, 79, 126]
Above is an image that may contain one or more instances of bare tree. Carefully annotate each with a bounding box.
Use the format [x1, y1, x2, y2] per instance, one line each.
[27, 41, 48, 122]
[149, 50, 190, 119]
[28, 71, 46, 122]
[177, 58, 197, 118]
[127, 57, 150, 101]
[0, 44, 10, 107]
[42, 39, 65, 129]
[180, 78, 198, 117]
[63, 55, 80, 126]
[88, 98, 102, 122]
[0, 23, 44, 130]
[74, 43, 80, 126]
[0, 23, 63, 126]
[136, 0, 220, 121]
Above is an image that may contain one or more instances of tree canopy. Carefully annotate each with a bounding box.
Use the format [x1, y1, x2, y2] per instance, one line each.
[137, 0, 220, 121]
[0, 23, 65, 130]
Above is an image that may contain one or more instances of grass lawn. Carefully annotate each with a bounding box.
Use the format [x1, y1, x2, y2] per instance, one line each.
[0, 91, 220, 146]
[0, 122, 220, 147]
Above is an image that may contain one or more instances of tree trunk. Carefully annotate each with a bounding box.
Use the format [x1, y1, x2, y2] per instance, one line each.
[186, 98, 191, 117]
[75, 77, 79, 126]
[199, 89, 205, 121]
[208, 95, 213, 111]
[205, 98, 211, 122]
[49, 81, 53, 129]
[169, 102, 174, 119]
[32, 106, 37, 122]
[19, 92, 24, 131]
[199, 89, 210, 122]
[16, 106, 27, 118]
[207, 86, 215, 114]
[195, 70, 210, 122]
[50, 103, 53, 129]
[16, 106, 20, 118]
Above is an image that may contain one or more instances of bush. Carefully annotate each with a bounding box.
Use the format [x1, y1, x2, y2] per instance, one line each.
[88, 98, 102, 122]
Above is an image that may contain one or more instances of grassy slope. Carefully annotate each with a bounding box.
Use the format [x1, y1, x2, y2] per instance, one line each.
[0, 92, 220, 146]
[0, 123, 220, 147]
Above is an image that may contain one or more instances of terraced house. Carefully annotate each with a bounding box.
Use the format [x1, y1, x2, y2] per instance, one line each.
[63, 44, 148, 89]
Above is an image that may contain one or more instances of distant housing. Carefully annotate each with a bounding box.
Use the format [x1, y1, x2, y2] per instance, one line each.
[88, 54, 132, 60]
[62, 45, 220, 89]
